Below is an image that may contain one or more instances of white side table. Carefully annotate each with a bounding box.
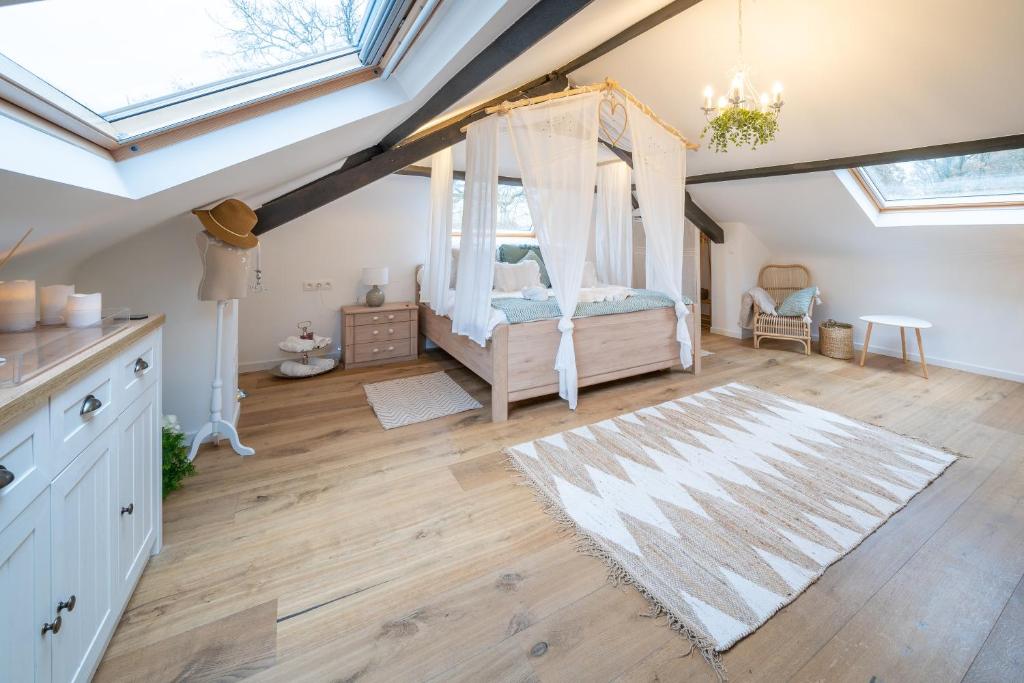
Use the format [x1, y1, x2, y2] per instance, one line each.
[859, 315, 932, 378]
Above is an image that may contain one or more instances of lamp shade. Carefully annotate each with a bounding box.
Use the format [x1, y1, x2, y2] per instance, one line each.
[362, 267, 389, 286]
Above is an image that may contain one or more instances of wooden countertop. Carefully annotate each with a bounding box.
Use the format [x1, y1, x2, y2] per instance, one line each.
[0, 315, 165, 431]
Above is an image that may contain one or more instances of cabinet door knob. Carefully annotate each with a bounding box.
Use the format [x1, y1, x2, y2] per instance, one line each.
[41, 616, 62, 636]
[0, 465, 13, 490]
[121, 503, 134, 515]
[57, 595, 76, 613]
[80, 394, 102, 416]
[133, 357, 150, 374]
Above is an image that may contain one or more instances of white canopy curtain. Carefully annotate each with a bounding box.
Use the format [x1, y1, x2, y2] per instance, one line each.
[423, 147, 453, 315]
[508, 92, 601, 409]
[594, 160, 633, 287]
[451, 114, 499, 346]
[628, 100, 693, 368]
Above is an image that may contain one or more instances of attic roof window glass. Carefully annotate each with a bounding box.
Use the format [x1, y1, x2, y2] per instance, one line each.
[0, 0, 405, 141]
[855, 149, 1024, 209]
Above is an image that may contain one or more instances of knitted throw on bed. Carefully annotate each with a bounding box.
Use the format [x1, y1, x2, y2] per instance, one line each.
[490, 289, 690, 324]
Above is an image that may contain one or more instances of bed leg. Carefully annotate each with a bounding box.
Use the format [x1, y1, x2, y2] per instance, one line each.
[491, 325, 509, 422]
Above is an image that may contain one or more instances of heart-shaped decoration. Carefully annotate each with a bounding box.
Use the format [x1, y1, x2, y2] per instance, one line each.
[598, 94, 628, 147]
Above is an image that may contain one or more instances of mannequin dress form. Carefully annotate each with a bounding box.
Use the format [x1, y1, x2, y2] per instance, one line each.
[188, 232, 255, 461]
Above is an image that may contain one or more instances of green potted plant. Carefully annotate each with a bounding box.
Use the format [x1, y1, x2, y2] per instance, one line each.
[162, 415, 195, 497]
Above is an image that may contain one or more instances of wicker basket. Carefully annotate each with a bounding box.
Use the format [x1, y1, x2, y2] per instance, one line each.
[819, 320, 854, 360]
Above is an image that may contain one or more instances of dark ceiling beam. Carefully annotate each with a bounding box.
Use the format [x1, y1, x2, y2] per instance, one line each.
[396, 165, 524, 186]
[256, 0, 711, 233]
[687, 134, 1024, 185]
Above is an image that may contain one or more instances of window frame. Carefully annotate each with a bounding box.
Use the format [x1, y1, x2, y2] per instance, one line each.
[0, 0, 423, 154]
[449, 177, 536, 239]
[850, 166, 1024, 213]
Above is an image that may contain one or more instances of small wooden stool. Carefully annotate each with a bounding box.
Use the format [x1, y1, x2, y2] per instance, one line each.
[859, 315, 932, 378]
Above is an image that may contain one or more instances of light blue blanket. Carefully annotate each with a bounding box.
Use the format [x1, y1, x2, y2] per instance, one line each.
[490, 290, 693, 324]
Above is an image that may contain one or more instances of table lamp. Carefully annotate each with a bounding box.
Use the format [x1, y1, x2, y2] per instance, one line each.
[362, 267, 389, 307]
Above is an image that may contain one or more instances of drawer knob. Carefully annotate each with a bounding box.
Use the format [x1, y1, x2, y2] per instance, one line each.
[80, 394, 102, 416]
[372, 316, 379, 321]
[41, 616, 62, 636]
[133, 357, 150, 374]
[372, 330, 379, 335]
[387, 314, 395, 320]
[387, 346, 394, 351]
[0, 465, 13, 490]
[372, 348, 379, 353]
[388, 328, 394, 334]
[121, 503, 134, 516]
[57, 595, 76, 614]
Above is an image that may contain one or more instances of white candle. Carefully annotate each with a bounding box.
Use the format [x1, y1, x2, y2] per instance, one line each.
[65, 292, 102, 328]
[40, 284, 75, 325]
[0, 280, 36, 333]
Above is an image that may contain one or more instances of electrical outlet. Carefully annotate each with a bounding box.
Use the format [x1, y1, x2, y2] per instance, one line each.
[303, 279, 334, 292]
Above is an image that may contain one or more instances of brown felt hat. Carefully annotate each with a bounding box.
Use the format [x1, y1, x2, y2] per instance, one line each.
[192, 198, 259, 249]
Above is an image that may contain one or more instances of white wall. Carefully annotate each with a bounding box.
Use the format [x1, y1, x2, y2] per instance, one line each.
[709, 222, 773, 339]
[238, 174, 431, 371]
[73, 214, 238, 435]
[694, 173, 1024, 382]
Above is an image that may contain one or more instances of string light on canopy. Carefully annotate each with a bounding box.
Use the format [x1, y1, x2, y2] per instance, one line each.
[699, 0, 784, 152]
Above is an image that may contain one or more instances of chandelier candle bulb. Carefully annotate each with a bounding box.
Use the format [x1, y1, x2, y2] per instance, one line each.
[64, 292, 102, 328]
[0, 280, 36, 332]
[39, 284, 75, 325]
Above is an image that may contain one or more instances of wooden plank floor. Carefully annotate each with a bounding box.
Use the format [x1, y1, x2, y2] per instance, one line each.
[94, 334, 1024, 682]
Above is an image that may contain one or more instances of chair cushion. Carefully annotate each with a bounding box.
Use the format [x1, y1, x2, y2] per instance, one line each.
[776, 286, 817, 316]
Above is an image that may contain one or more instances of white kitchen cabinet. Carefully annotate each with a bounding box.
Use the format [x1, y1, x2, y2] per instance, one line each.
[0, 490, 52, 683]
[50, 424, 117, 683]
[0, 320, 163, 683]
[114, 383, 158, 604]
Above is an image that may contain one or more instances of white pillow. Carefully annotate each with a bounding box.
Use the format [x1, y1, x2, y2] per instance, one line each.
[580, 261, 599, 288]
[493, 259, 541, 292]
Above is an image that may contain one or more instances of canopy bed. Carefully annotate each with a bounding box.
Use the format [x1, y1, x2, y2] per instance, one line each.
[417, 80, 702, 421]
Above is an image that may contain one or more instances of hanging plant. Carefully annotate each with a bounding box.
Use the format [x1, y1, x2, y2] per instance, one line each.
[701, 108, 779, 153]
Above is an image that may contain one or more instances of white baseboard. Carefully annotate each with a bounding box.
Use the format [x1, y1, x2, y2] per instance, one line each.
[709, 326, 747, 339]
[850, 340, 1023, 383]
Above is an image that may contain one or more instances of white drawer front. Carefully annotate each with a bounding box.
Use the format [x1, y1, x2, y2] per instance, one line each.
[116, 329, 161, 411]
[50, 360, 117, 476]
[0, 406, 50, 532]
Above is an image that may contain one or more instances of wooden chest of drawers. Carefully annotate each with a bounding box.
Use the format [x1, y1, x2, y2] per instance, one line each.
[342, 302, 418, 369]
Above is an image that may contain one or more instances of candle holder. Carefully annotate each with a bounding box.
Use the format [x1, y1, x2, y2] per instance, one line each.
[65, 292, 102, 328]
[0, 280, 37, 333]
[40, 284, 75, 325]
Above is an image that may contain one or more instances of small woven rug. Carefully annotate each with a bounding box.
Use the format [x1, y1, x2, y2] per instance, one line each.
[364, 371, 481, 429]
[505, 382, 956, 677]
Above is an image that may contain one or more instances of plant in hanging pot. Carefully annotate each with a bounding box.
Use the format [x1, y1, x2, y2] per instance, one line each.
[702, 106, 780, 153]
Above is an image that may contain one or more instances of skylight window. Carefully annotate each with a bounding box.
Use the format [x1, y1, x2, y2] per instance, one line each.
[0, 0, 411, 145]
[854, 149, 1024, 209]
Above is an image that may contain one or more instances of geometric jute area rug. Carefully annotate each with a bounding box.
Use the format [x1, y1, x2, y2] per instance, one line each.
[505, 382, 956, 677]
[364, 371, 481, 429]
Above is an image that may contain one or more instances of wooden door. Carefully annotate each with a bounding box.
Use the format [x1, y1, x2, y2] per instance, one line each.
[51, 426, 117, 683]
[0, 490, 52, 683]
[115, 385, 158, 603]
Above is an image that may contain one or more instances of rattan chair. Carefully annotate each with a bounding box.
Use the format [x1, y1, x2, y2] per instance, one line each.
[753, 264, 814, 355]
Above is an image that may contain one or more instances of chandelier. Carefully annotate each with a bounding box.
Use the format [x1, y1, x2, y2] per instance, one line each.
[700, 0, 784, 152]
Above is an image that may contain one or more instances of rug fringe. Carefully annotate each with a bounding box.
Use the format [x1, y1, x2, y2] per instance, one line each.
[504, 454, 728, 682]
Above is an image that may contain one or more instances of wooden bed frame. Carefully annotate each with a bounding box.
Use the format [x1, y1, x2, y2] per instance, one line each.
[415, 269, 700, 421]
